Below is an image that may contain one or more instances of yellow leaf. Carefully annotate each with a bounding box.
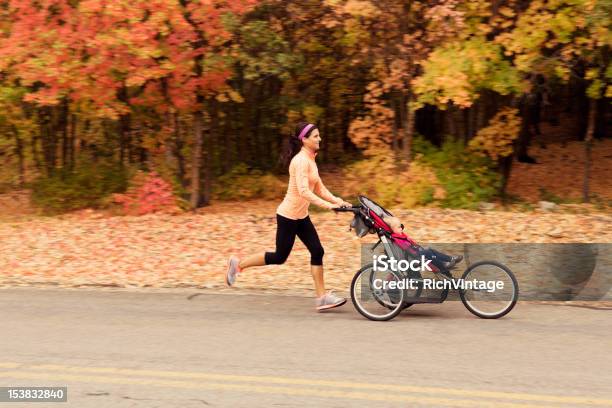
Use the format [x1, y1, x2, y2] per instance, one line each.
[499, 7, 515, 18]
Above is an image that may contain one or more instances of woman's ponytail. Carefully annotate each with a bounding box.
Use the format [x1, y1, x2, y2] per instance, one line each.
[279, 122, 317, 169]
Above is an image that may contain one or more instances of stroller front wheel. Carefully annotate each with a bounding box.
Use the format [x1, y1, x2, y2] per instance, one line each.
[350, 263, 404, 321]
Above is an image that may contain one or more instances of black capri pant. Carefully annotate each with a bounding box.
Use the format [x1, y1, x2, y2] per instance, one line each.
[265, 214, 324, 266]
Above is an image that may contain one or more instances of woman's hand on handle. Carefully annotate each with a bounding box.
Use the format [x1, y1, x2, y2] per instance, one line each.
[331, 202, 351, 210]
[331, 201, 359, 213]
[332, 198, 353, 209]
[339, 200, 353, 208]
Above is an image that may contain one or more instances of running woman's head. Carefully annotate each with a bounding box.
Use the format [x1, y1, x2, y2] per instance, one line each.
[279, 122, 320, 168]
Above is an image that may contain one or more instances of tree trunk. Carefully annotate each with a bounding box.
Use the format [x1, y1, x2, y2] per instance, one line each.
[202, 107, 212, 206]
[252, 84, 264, 167]
[138, 129, 147, 167]
[215, 101, 226, 175]
[392, 91, 400, 152]
[69, 113, 77, 170]
[173, 112, 187, 187]
[341, 108, 353, 154]
[445, 104, 456, 143]
[202, 99, 219, 205]
[464, 107, 470, 144]
[190, 109, 204, 209]
[476, 97, 487, 133]
[499, 155, 513, 199]
[31, 135, 41, 171]
[582, 98, 597, 203]
[11, 125, 25, 186]
[321, 79, 331, 161]
[117, 86, 129, 166]
[243, 82, 258, 166]
[60, 99, 69, 168]
[221, 107, 232, 174]
[402, 90, 415, 163]
[39, 106, 57, 177]
[235, 91, 245, 168]
[119, 114, 131, 167]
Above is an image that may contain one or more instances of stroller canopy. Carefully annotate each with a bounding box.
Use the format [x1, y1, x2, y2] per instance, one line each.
[357, 196, 393, 236]
[358, 196, 393, 218]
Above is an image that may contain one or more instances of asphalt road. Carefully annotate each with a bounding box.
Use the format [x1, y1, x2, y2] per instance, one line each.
[1, 288, 611, 407]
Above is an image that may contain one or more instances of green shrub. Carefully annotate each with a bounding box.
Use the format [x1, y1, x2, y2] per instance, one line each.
[341, 148, 443, 209]
[419, 186, 436, 205]
[31, 163, 129, 214]
[212, 163, 286, 201]
[414, 137, 502, 209]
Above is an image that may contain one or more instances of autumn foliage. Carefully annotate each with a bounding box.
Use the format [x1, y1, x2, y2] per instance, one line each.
[113, 171, 180, 216]
[0, 0, 609, 212]
[469, 108, 522, 161]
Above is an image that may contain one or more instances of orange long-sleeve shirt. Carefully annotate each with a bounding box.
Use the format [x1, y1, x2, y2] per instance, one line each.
[276, 148, 343, 220]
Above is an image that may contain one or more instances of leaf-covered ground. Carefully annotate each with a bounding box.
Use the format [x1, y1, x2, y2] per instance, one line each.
[506, 139, 612, 202]
[1, 200, 610, 295]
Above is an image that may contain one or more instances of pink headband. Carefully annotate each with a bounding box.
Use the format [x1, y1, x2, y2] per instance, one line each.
[298, 124, 315, 141]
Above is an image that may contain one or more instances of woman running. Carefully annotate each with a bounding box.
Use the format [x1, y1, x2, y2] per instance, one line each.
[226, 122, 352, 311]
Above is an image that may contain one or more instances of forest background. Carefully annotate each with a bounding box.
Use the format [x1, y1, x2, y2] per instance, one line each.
[0, 0, 610, 215]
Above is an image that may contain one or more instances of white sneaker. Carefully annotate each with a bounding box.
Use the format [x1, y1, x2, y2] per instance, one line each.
[315, 291, 346, 312]
[226, 256, 241, 286]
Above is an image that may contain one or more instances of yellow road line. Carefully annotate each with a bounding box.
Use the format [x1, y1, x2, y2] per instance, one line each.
[0, 370, 567, 408]
[2, 362, 611, 407]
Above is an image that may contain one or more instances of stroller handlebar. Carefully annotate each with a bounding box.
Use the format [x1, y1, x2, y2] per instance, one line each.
[332, 205, 361, 213]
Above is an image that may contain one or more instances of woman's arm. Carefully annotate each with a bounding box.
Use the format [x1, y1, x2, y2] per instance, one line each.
[295, 158, 337, 209]
[314, 179, 344, 205]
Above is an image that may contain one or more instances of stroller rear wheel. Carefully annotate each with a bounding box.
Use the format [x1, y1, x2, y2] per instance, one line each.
[350, 264, 404, 321]
[459, 261, 519, 319]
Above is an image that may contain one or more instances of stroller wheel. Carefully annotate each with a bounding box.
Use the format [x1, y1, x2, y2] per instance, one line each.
[373, 274, 414, 311]
[459, 261, 519, 319]
[350, 264, 404, 321]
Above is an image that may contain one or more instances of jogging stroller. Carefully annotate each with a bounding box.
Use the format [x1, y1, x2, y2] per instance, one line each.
[334, 196, 519, 321]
